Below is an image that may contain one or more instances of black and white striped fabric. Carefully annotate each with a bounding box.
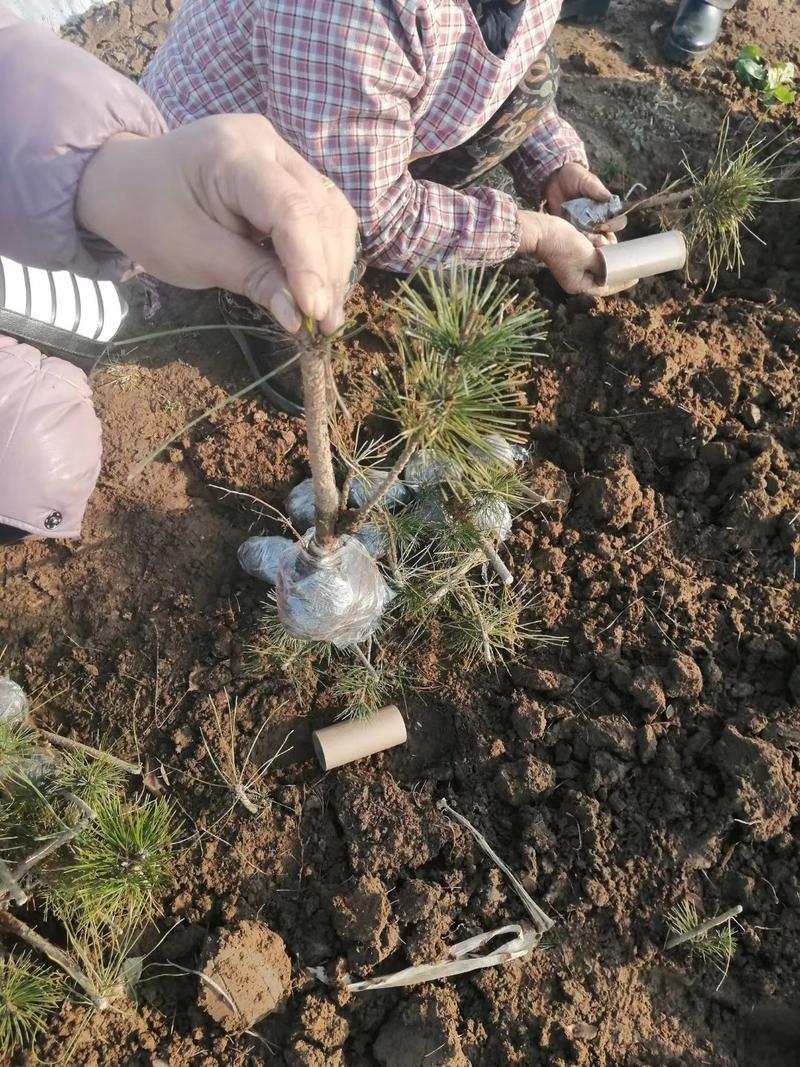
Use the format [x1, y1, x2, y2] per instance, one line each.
[0, 255, 126, 351]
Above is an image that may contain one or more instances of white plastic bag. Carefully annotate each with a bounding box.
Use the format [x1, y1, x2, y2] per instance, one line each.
[470, 496, 512, 541]
[238, 536, 294, 586]
[470, 433, 529, 468]
[276, 533, 392, 647]
[354, 524, 387, 560]
[402, 449, 454, 490]
[0, 677, 28, 725]
[349, 470, 411, 510]
[285, 479, 317, 533]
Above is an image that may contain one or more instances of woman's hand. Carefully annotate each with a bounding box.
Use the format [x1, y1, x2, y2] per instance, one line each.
[520, 212, 603, 294]
[76, 114, 358, 334]
[519, 212, 636, 296]
[544, 161, 612, 216]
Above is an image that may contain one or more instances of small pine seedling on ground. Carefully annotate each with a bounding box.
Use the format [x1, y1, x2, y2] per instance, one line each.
[0, 711, 179, 1055]
[54, 793, 176, 926]
[665, 900, 738, 977]
[0, 953, 62, 1058]
[631, 117, 797, 286]
[245, 261, 566, 718]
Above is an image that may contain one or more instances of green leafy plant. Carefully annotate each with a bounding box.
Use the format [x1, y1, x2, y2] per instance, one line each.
[735, 44, 796, 106]
[0, 953, 62, 1058]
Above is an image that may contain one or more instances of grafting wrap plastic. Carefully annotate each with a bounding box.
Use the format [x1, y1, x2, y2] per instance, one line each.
[276, 532, 392, 647]
[238, 536, 294, 586]
[561, 194, 624, 232]
[0, 677, 28, 724]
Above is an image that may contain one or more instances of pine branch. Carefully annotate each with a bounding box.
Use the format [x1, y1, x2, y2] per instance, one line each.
[0, 911, 109, 1011]
[342, 436, 420, 534]
[37, 729, 140, 776]
[665, 905, 743, 950]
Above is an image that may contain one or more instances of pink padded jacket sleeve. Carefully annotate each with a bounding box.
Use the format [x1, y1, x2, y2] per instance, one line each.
[0, 6, 166, 279]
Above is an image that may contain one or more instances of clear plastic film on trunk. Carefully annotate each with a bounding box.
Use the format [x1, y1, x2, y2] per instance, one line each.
[275, 531, 393, 648]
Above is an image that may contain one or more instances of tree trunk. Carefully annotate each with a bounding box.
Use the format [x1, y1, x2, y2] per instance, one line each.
[299, 344, 340, 551]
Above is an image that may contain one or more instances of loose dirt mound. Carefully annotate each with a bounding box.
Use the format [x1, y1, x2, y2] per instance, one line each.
[6, 2, 799, 1066]
[199, 920, 291, 1031]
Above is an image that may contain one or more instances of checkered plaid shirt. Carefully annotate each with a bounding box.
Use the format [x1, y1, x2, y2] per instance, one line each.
[143, 0, 587, 272]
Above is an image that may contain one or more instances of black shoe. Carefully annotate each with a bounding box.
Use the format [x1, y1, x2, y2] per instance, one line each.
[558, 0, 612, 24]
[663, 0, 726, 64]
[220, 291, 304, 416]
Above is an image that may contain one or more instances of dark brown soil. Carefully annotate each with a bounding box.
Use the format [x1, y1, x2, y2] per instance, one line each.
[3, 2, 799, 1065]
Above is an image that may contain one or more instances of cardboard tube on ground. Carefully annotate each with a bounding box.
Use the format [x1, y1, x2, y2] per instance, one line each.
[599, 230, 687, 288]
[313, 704, 407, 771]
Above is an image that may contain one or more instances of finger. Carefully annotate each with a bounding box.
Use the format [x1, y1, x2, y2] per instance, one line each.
[586, 277, 639, 297]
[203, 222, 305, 332]
[313, 186, 356, 334]
[579, 170, 613, 203]
[270, 138, 359, 315]
[228, 158, 331, 321]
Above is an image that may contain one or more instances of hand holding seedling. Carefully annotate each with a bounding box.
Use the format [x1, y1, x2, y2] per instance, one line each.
[76, 114, 358, 335]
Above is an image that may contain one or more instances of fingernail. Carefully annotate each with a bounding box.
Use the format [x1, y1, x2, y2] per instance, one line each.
[270, 289, 302, 333]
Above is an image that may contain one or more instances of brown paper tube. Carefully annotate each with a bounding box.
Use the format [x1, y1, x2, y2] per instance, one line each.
[313, 704, 407, 771]
[599, 231, 687, 288]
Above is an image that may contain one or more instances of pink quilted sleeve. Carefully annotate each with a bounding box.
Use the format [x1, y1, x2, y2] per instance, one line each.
[0, 6, 166, 279]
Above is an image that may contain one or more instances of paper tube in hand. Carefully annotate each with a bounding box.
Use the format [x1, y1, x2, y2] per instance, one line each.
[599, 230, 687, 288]
[313, 704, 407, 771]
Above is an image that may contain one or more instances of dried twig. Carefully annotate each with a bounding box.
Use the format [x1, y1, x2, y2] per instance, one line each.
[37, 729, 141, 776]
[476, 535, 513, 586]
[437, 799, 554, 934]
[624, 519, 674, 555]
[10, 805, 96, 887]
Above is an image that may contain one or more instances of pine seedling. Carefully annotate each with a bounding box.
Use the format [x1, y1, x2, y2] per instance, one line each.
[396, 259, 548, 368]
[665, 900, 737, 971]
[332, 262, 546, 539]
[0, 953, 62, 1058]
[55, 794, 177, 927]
[53, 750, 126, 810]
[637, 118, 796, 286]
[200, 693, 292, 815]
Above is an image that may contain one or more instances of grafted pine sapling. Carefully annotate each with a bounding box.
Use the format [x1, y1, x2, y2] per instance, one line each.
[243, 262, 567, 718]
